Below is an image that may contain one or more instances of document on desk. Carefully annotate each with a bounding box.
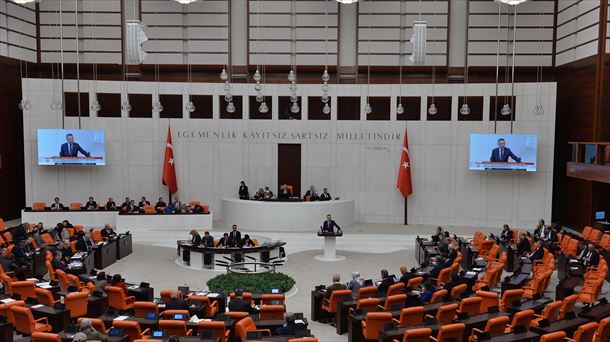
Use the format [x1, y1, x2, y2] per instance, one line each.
[0, 299, 15, 303]
[37, 282, 53, 289]
[207, 293, 220, 298]
[31, 304, 44, 309]
[115, 316, 129, 321]
[295, 319, 305, 325]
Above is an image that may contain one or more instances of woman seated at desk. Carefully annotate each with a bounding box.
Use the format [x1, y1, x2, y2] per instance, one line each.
[189, 230, 201, 245]
[241, 234, 256, 247]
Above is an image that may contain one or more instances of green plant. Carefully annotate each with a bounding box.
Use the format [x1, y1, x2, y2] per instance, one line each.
[207, 272, 295, 294]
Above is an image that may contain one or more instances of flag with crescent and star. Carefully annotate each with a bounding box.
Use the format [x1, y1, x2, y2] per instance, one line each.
[162, 126, 178, 194]
[397, 128, 413, 197]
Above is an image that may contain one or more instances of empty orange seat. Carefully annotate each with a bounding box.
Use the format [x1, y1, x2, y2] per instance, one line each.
[69, 203, 82, 211]
[234, 317, 271, 340]
[259, 305, 284, 320]
[33, 202, 46, 211]
[321, 290, 351, 314]
[393, 306, 424, 326]
[198, 321, 229, 342]
[11, 306, 52, 335]
[361, 312, 392, 340]
[357, 286, 377, 299]
[31, 332, 61, 342]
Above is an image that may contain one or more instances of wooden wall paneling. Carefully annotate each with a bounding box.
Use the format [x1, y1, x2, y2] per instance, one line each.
[64, 92, 89, 117]
[488, 95, 516, 121]
[128, 93, 152, 118]
[457, 96, 483, 121]
[366, 96, 390, 120]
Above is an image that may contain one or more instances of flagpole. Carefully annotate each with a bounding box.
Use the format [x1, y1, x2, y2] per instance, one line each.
[404, 122, 408, 226]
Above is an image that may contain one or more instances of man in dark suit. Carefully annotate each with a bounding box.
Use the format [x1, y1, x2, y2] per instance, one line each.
[275, 312, 306, 336]
[138, 196, 150, 208]
[323, 274, 347, 299]
[446, 244, 457, 265]
[490, 138, 521, 162]
[51, 251, 69, 272]
[319, 188, 332, 201]
[86, 197, 98, 210]
[399, 266, 416, 286]
[75, 231, 93, 252]
[277, 184, 292, 199]
[239, 181, 249, 200]
[322, 214, 341, 233]
[101, 224, 117, 240]
[228, 289, 259, 313]
[499, 224, 513, 244]
[59, 133, 90, 157]
[155, 197, 167, 211]
[377, 269, 395, 296]
[201, 231, 214, 247]
[51, 197, 64, 211]
[517, 232, 531, 256]
[541, 225, 557, 248]
[533, 219, 545, 238]
[217, 233, 230, 248]
[228, 225, 241, 247]
[582, 243, 600, 267]
[528, 241, 545, 261]
[165, 292, 189, 310]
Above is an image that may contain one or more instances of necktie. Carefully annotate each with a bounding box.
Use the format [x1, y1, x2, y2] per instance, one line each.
[499, 149, 503, 160]
[68, 144, 72, 155]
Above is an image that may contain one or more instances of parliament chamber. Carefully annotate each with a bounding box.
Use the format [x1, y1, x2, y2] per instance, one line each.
[0, 0, 610, 341]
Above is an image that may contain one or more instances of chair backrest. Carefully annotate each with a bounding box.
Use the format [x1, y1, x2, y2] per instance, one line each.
[0, 300, 25, 325]
[326, 290, 352, 312]
[65, 291, 89, 318]
[33, 202, 46, 211]
[510, 309, 534, 329]
[560, 294, 579, 318]
[261, 293, 285, 305]
[11, 281, 36, 300]
[595, 317, 610, 342]
[134, 301, 159, 317]
[224, 311, 249, 320]
[356, 298, 381, 313]
[11, 306, 37, 334]
[458, 297, 482, 316]
[40, 233, 55, 244]
[55, 269, 69, 290]
[484, 316, 511, 337]
[430, 289, 448, 304]
[397, 306, 424, 326]
[384, 294, 407, 311]
[407, 277, 423, 288]
[229, 291, 253, 303]
[34, 288, 56, 306]
[437, 268, 452, 285]
[450, 284, 467, 300]
[143, 205, 155, 214]
[259, 305, 285, 320]
[540, 331, 567, 342]
[401, 328, 431, 342]
[159, 320, 188, 336]
[501, 289, 524, 309]
[357, 286, 378, 299]
[541, 301, 563, 323]
[387, 282, 405, 296]
[573, 322, 599, 342]
[198, 321, 227, 341]
[32, 332, 61, 342]
[69, 203, 82, 210]
[476, 290, 499, 312]
[90, 230, 103, 242]
[77, 318, 107, 332]
[436, 303, 459, 325]
[160, 290, 180, 302]
[437, 323, 465, 342]
[106, 285, 129, 309]
[112, 320, 143, 342]
[0, 218, 5, 231]
[362, 312, 393, 339]
[235, 317, 258, 338]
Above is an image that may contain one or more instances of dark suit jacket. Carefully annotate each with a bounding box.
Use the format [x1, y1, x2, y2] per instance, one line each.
[275, 322, 307, 336]
[322, 220, 340, 232]
[500, 230, 513, 243]
[86, 201, 97, 209]
[51, 258, 68, 272]
[201, 236, 214, 247]
[217, 237, 229, 248]
[75, 237, 92, 252]
[228, 298, 259, 313]
[101, 228, 116, 239]
[165, 298, 189, 311]
[239, 186, 249, 200]
[319, 193, 331, 201]
[228, 231, 241, 247]
[191, 235, 201, 245]
[304, 190, 319, 201]
[278, 189, 292, 199]
[324, 283, 347, 299]
[517, 238, 531, 255]
[51, 203, 64, 210]
[529, 247, 544, 261]
[60, 142, 89, 157]
[155, 201, 167, 209]
[587, 251, 600, 266]
[446, 249, 457, 265]
[399, 272, 416, 286]
[377, 277, 395, 296]
[490, 147, 520, 162]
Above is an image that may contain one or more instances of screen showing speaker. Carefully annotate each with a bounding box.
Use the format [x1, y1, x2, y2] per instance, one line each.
[469, 133, 537, 171]
[37, 128, 106, 166]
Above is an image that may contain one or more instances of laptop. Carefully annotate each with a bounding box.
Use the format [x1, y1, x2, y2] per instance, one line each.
[178, 286, 189, 295]
[363, 279, 374, 287]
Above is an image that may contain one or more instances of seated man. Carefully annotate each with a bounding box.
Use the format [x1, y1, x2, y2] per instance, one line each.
[253, 188, 265, 200]
[428, 256, 448, 279]
[228, 289, 259, 313]
[105, 198, 117, 210]
[277, 184, 292, 199]
[155, 197, 167, 211]
[319, 188, 331, 201]
[431, 226, 444, 244]
[120, 197, 132, 213]
[321, 214, 341, 233]
[399, 265, 417, 286]
[139, 196, 150, 208]
[581, 243, 600, 267]
[85, 197, 98, 211]
[216, 233, 230, 248]
[101, 224, 117, 240]
[517, 232, 531, 256]
[376, 269, 395, 296]
[51, 197, 64, 211]
[445, 244, 457, 265]
[304, 185, 318, 201]
[79, 319, 108, 342]
[51, 251, 69, 272]
[239, 181, 250, 200]
[263, 187, 274, 199]
[499, 224, 513, 244]
[528, 241, 545, 261]
[201, 231, 214, 247]
[165, 291, 189, 310]
[323, 274, 347, 299]
[275, 312, 306, 336]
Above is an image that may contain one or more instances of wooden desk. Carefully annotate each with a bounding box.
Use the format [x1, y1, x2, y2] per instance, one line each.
[69, 253, 95, 275]
[116, 234, 133, 259]
[501, 273, 530, 293]
[30, 304, 71, 332]
[507, 298, 552, 314]
[499, 244, 519, 272]
[377, 323, 440, 342]
[31, 250, 48, 279]
[0, 321, 13, 342]
[87, 295, 108, 317]
[128, 285, 154, 302]
[310, 290, 324, 322]
[578, 302, 610, 321]
[485, 331, 539, 342]
[530, 317, 589, 336]
[454, 312, 511, 335]
[336, 299, 357, 334]
[423, 301, 458, 316]
[94, 240, 118, 269]
[98, 314, 159, 331]
[555, 276, 581, 301]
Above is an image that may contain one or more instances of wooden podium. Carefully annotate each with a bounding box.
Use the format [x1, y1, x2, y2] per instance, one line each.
[314, 230, 345, 261]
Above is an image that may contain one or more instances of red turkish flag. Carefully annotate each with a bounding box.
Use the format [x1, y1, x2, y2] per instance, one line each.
[162, 126, 178, 194]
[397, 128, 413, 197]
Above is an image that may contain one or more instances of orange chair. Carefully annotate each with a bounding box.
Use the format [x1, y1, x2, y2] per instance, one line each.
[361, 312, 393, 340]
[407, 277, 424, 289]
[143, 205, 155, 214]
[352, 298, 381, 314]
[469, 316, 510, 341]
[540, 332, 567, 342]
[40, 233, 55, 244]
[111, 320, 150, 342]
[198, 321, 229, 342]
[160, 290, 181, 302]
[386, 282, 405, 296]
[357, 286, 378, 299]
[11, 281, 36, 300]
[321, 289, 352, 314]
[505, 309, 534, 332]
[476, 290, 499, 312]
[65, 291, 89, 318]
[429, 289, 448, 304]
[69, 203, 82, 211]
[77, 318, 107, 332]
[499, 289, 524, 311]
[531, 301, 563, 327]
[0, 218, 5, 231]
[90, 230, 103, 243]
[594, 316, 610, 342]
[392, 328, 432, 342]
[134, 302, 159, 318]
[2, 232, 13, 245]
[457, 297, 482, 316]
[229, 291, 253, 304]
[66, 274, 86, 291]
[559, 294, 579, 319]
[224, 311, 249, 321]
[11, 306, 52, 335]
[187, 295, 218, 317]
[428, 303, 458, 325]
[433, 323, 465, 342]
[261, 293, 286, 305]
[34, 288, 57, 306]
[159, 320, 192, 336]
[571, 322, 599, 342]
[259, 305, 285, 320]
[450, 284, 467, 300]
[0, 300, 25, 325]
[234, 317, 271, 340]
[33, 202, 46, 211]
[32, 332, 61, 342]
[105, 285, 135, 310]
[393, 306, 424, 326]
[430, 267, 452, 287]
[55, 269, 69, 291]
[381, 294, 407, 311]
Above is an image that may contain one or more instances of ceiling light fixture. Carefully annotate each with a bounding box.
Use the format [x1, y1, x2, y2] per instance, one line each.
[11, 0, 41, 4]
[335, 0, 358, 3]
[495, 0, 528, 5]
[173, 0, 199, 4]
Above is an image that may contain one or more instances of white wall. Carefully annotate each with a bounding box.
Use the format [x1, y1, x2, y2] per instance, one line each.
[0, 0, 36, 62]
[22, 78, 556, 229]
